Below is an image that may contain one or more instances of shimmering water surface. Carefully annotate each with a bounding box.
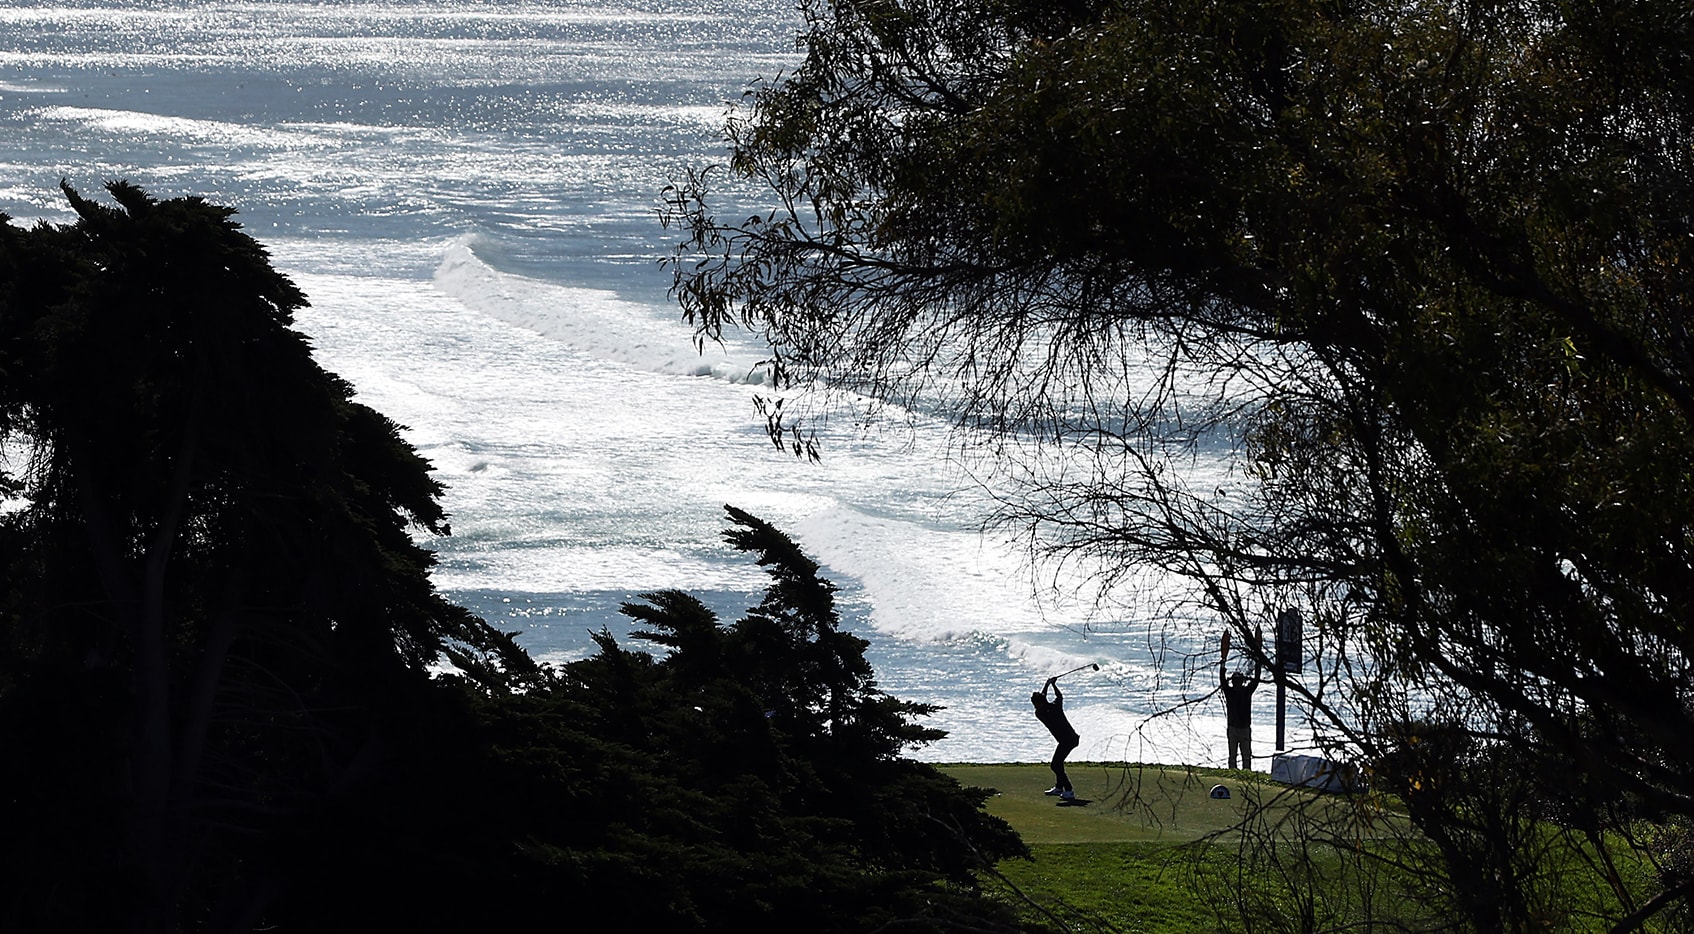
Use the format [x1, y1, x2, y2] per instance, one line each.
[0, 0, 1306, 763]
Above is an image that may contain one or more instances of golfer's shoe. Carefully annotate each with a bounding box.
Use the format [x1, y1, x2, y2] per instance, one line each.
[1060, 789, 1076, 800]
[1043, 786, 1064, 796]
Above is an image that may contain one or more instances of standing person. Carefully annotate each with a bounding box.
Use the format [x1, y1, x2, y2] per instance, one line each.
[1219, 629, 1263, 770]
[1031, 677, 1080, 800]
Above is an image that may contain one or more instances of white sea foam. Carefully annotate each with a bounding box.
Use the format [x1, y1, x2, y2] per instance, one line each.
[0, 0, 1290, 767]
[432, 236, 773, 384]
[793, 506, 1015, 636]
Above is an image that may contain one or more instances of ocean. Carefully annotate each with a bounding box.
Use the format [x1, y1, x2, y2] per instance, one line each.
[0, 0, 1299, 765]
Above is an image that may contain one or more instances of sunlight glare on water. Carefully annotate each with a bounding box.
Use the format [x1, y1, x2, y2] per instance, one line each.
[0, 0, 1311, 765]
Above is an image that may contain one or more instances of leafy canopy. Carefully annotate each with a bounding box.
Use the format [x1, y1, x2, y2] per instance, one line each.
[0, 184, 1032, 932]
[666, 1, 1694, 928]
[0, 181, 537, 931]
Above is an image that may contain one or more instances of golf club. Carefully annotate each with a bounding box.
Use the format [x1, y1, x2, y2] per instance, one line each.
[1054, 663, 1101, 680]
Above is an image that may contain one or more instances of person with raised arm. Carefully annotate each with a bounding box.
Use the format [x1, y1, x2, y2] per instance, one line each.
[1031, 677, 1080, 800]
[1219, 627, 1263, 770]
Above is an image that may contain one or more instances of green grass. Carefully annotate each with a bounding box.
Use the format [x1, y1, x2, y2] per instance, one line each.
[986, 839, 1229, 934]
[940, 763, 1297, 933]
[946, 762, 1275, 845]
[942, 763, 1686, 934]
[942, 763, 1419, 934]
[945, 762, 1394, 845]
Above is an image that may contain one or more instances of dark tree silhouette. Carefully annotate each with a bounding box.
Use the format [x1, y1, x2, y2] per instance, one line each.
[545, 505, 1032, 931]
[665, 0, 1694, 927]
[0, 186, 1033, 932]
[0, 182, 532, 932]
[294, 506, 1036, 933]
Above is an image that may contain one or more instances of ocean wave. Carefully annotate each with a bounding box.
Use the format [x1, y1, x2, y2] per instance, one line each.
[432, 235, 773, 385]
[30, 105, 286, 149]
[788, 502, 1065, 642]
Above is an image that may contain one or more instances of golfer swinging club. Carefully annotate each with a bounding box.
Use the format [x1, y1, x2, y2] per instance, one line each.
[1032, 676, 1080, 800]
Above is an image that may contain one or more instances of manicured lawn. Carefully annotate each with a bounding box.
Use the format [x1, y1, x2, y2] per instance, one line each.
[943, 763, 1684, 933]
[944, 761, 1371, 845]
[942, 763, 1408, 934]
[985, 838, 1231, 933]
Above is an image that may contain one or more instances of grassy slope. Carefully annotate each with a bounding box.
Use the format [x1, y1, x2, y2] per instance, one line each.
[944, 763, 1682, 934]
[944, 762, 1265, 846]
[940, 763, 1259, 933]
[942, 763, 1393, 934]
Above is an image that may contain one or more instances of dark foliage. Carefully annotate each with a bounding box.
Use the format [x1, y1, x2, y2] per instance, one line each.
[0, 186, 1032, 932]
[515, 505, 1030, 932]
[664, 0, 1694, 928]
[263, 506, 1034, 933]
[0, 182, 529, 933]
